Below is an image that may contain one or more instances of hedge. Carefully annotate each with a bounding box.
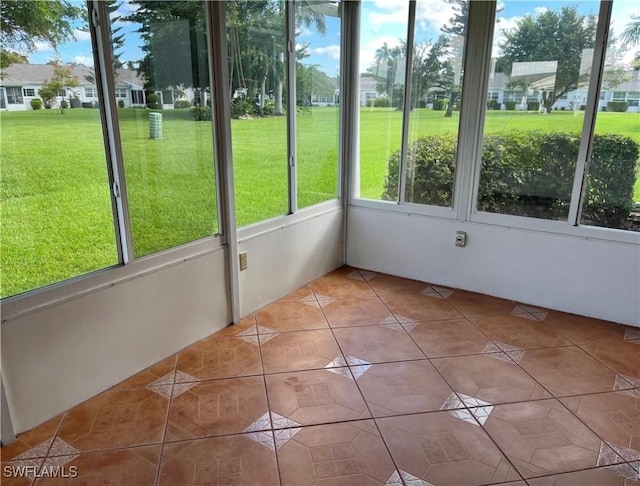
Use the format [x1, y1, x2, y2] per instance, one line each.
[383, 132, 639, 229]
[607, 101, 629, 113]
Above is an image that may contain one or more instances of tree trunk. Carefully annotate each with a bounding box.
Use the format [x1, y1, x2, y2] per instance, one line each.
[444, 91, 457, 118]
[275, 77, 284, 115]
[260, 66, 268, 113]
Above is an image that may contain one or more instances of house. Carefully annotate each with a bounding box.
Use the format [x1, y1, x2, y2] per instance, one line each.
[0, 63, 146, 111]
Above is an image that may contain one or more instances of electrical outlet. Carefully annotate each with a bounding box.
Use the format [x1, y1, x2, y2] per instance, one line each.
[239, 251, 248, 270]
[455, 231, 467, 247]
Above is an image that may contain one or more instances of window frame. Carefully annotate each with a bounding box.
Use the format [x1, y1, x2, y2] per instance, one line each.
[349, 0, 639, 244]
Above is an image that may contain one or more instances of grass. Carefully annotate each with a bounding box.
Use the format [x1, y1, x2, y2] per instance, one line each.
[1, 107, 638, 297]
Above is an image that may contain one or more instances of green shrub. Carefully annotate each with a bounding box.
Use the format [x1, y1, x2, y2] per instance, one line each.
[432, 99, 447, 111]
[174, 99, 191, 109]
[146, 93, 161, 109]
[487, 100, 501, 110]
[118, 100, 125, 108]
[191, 105, 212, 121]
[231, 98, 254, 118]
[607, 101, 629, 112]
[30, 98, 43, 110]
[527, 101, 540, 111]
[81, 101, 94, 109]
[383, 132, 639, 229]
[505, 101, 516, 110]
[374, 96, 391, 108]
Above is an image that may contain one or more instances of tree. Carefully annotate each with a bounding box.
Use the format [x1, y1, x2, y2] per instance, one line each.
[0, 1, 82, 66]
[621, 15, 640, 46]
[0, 50, 28, 70]
[38, 62, 79, 114]
[498, 6, 597, 113]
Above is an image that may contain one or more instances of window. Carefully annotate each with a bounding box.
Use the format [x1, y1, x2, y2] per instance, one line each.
[85, 87, 97, 98]
[6, 87, 23, 104]
[476, 1, 599, 221]
[0, 44, 117, 298]
[580, 0, 639, 232]
[296, 0, 341, 209]
[228, 0, 288, 226]
[131, 90, 144, 105]
[404, 0, 467, 207]
[22, 88, 35, 97]
[358, 1, 407, 201]
[113, 0, 219, 257]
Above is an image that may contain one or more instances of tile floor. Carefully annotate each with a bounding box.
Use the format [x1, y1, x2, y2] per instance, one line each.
[2, 266, 640, 485]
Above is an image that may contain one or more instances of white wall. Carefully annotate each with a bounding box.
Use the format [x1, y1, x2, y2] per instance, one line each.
[347, 206, 640, 327]
[238, 207, 344, 316]
[1, 248, 230, 434]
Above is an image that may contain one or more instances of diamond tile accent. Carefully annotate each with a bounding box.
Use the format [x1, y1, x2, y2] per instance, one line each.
[446, 408, 479, 426]
[324, 356, 371, 380]
[400, 470, 436, 486]
[382, 322, 406, 333]
[483, 343, 503, 354]
[257, 325, 278, 334]
[257, 333, 278, 344]
[313, 293, 335, 307]
[43, 454, 78, 469]
[359, 271, 377, 281]
[606, 442, 640, 463]
[13, 439, 52, 460]
[325, 367, 354, 380]
[440, 393, 494, 426]
[302, 300, 321, 309]
[494, 341, 526, 363]
[385, 470, 404, 486]
[380, 316, 399, 325]
[147, 384, 174, 398]
[400, 322, 418, 332]
[440, 392, 465, 411]
[171, 382, 197, 398]
[273, 427, 302, 450]
[420, 287, 443, 299]
[512, 305, 531, 316]
[146, 371, 197, 398]
[432, 287, 454, 298]
[606, 463, 640, 481]
[270, 412, 302, 430]
[48, 438, 79, 458]
[613, 374, 639, 396]
[347, 270, 365, 281]
[245, 431, 275, 451]
[237, 334, 260, 345]
[624, 328, 640, 341]
[395, 315, 418, 324]
[235, 327, 258, 338]
[8, 459, 41, 479]
[597, 441, 624, 467]
[243, 413, 272, 433]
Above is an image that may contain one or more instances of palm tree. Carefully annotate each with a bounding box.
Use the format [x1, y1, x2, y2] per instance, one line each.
[622, 15, 640, 46]
[374, 42, 392, 97]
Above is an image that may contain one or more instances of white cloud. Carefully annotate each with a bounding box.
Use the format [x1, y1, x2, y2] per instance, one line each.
[34, 41, 54, 52]
[312, 44, 340, 60]
[492, 15, 522, 56]
[72, 55, 94, 67]
[73, 29, 92, 42]
[534, 7, 548, 15]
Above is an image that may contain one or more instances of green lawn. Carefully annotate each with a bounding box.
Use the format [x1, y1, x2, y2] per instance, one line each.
[1, 107, 638, 297]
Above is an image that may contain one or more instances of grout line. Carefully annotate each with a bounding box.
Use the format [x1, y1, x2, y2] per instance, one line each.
[153, 355, 179, 486]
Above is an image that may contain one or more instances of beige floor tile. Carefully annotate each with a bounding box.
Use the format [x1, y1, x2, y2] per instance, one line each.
[260, 329, 342, 374]
[333, 325, 425, 363]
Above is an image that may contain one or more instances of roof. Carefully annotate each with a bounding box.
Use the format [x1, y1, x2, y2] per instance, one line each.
[0, 63, 144, 87]
[487, 69, 640, 92]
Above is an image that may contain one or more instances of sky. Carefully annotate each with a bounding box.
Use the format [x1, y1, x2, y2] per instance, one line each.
[25, 0, 640, 80]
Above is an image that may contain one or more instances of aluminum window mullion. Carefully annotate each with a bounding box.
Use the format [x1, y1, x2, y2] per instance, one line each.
[567, 0, 613, 226]
[398, 0, 416, 205]
[90, 0, 133, 264]
[343, 1, 361, 205]
[207, 1, 241, 323]
[458, 0, 497, 221]
[286, 1, 298, 215]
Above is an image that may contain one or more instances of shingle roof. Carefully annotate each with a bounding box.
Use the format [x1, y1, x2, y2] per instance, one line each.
[0, 63, 144, 87]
